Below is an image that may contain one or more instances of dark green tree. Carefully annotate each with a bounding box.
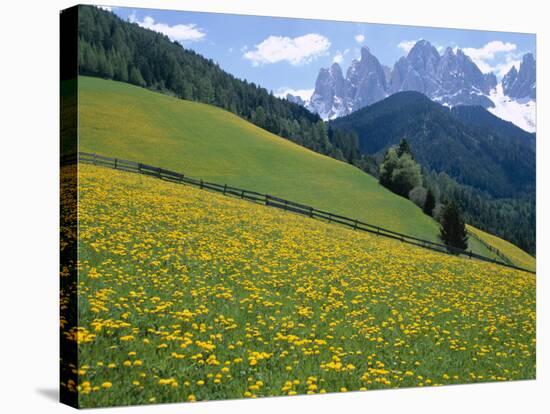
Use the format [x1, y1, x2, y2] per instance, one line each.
[129, 66, 146, 87]
[396, 138, 413, 158]
[379, 147, 422, 197]
[423, 189, 436, 216]
[391, 153, 422, 197]
[439, 202, 469, 252]
[379, 147, 399, 189]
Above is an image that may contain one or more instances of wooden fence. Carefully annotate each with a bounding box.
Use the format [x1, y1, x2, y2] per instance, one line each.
[468, 231, 515, 267]
[63, 152, 535, 275]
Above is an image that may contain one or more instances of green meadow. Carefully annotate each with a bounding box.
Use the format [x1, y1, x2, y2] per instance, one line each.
[71, 165, 535, 407]
[467, 225, 536, 272]
[78, 76, 504, 257]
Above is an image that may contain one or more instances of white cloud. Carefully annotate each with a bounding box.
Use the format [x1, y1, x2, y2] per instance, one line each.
[274, 88, 314, 102]
[462, 41, 517, 74]
[332, 49, 349, 64]
[128, 15, 206, 44]
[493, 55, 521, 78]
[243, 34, 331, 66]
[96, 5, 112, 11]
[397, 40, 417, 54]
[354, 34, 365, 44]
[333, 52, 344, 64]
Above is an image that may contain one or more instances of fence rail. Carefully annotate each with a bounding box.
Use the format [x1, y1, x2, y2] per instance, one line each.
[468, 231, 515, 266]
[63, 152, 535, 274]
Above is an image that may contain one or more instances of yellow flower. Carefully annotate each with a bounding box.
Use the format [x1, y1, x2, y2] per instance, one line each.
[120, 335, 134, 341]
[101, 382, 112, 389]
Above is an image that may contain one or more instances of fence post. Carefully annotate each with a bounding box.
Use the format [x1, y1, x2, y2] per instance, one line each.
[284, 200, 288, 210]
[241, 190, 245, 199]
[265, 194, 268, 205]
[157, 167, 162, 178]
[328, 213, 332, 223]
[223, 184, 227, 195]
[309, 207, 314, 218]
[93, 153, 97, 165]
[200, 179, 203, 189]
[114, 158, 118, 169]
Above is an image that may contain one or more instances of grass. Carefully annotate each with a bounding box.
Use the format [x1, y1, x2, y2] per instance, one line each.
[78, 76, 500, 257]
[66, 164, 535, 407]
[467, 225, 535, 272]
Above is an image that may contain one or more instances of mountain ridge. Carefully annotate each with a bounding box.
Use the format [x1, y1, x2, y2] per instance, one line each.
[304, 40, 536, 131]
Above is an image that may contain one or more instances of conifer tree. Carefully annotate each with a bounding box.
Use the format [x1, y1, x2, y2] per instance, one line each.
[423, 189, 436, 216]
[396, 138, 413, 158]
[439, 202, 468, 252]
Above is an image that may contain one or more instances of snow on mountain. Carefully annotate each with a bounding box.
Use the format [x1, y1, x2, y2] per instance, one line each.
[308, 62, 349, 120]
[488, 84, 536, 133]
[301, 40, 535, 132]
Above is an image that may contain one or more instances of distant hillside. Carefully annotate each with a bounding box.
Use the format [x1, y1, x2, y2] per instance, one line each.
[331, 91, 535, 199]
[331, 92, 535, 254]
[450, 105, 535, 151]
[77, 5, 358, 164]
[78, 76, 500, 259]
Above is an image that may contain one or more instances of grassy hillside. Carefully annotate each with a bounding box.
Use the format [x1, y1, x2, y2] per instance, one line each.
[69, 164, 535, 407]
[78, 76, 497, 257]
[467, 225, 536, 272]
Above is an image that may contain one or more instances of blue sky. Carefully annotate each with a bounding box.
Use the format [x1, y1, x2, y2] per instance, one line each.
[102, 5, 536, 100]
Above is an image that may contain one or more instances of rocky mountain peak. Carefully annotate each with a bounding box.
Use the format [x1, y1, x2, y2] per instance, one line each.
[442, 46, 455, 57]
[308, 62, 348, 120]
[506, 65, 518, 77]
[306, 40, 534, 131]
[346, 46, 388, 108]
[285, 93, 305, 106]
[502, 53, 536, 100]
[329, 62, 344, 79]
[406, 40, 440, 73]
[522, 52, 535, 67]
